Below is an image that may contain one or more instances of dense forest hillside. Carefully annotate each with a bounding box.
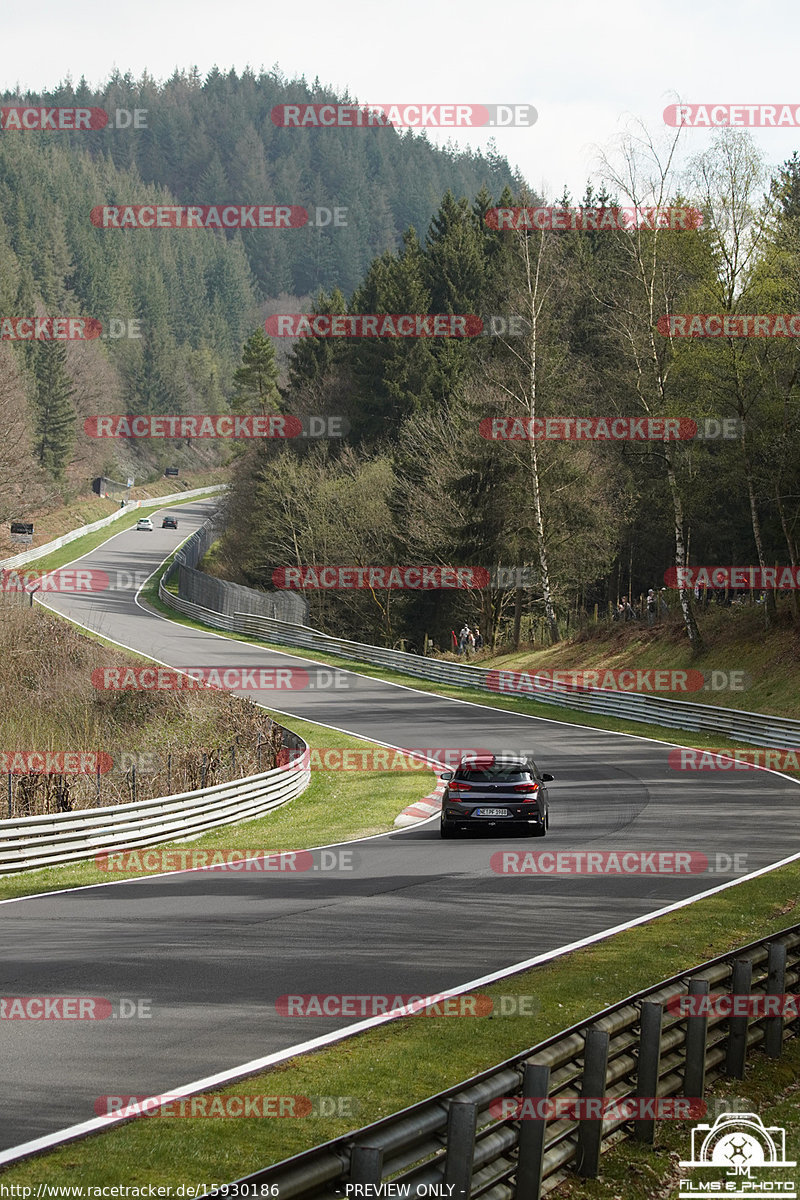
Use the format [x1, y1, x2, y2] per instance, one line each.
[0, 67, 520, 519]
[1, 68, 521, 296]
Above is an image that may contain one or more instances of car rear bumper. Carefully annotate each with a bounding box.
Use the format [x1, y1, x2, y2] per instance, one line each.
[441, 807, 545, 829]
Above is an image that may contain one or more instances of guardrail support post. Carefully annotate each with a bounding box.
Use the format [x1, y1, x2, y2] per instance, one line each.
[576, 1027, 609, 1178]
[444, 1100, 477, 1198]
[516, 1062, 550, 1199]
[348, 1144, 383, 1184]
[684, 978, 710, 1099]
[634, 1001, 663, 1143]
[765, 942, 787, 1059]
[725, 959, 752, 1078]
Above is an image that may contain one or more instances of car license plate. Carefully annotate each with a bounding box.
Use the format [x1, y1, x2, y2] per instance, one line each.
[474, 807, 509, 817]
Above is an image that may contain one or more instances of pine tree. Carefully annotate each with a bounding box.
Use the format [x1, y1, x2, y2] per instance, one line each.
[287, 288, 347, 396]
[31, 340, 75, 479]
[232, 328, 281, 415]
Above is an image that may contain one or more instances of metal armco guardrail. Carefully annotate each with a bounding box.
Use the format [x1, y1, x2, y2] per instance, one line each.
[211, 924, 800, 1198]
[157, 574, 800, 751]
[0, 744, 309, 875]
[0, 484, 226, 571]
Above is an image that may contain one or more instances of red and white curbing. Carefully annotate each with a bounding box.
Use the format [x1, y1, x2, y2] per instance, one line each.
[394, 780, 444, 827]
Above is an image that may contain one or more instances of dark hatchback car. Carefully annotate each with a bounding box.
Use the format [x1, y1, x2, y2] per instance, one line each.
[161, 516, 178, 529]
[439, 754, 553, 838]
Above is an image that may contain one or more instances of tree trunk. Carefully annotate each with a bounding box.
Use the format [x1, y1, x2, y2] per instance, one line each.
[525, 235, 559, 645]
[741, 417, 775, 628]
[666, 457, 704, 654]
[513, 586, 522, 650]
[775, 482, 800, 622]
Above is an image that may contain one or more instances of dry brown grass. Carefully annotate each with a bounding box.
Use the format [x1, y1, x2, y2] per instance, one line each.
[0, 595, 282, 816]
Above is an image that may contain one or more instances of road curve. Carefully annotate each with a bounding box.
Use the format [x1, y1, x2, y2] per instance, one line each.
[1, 499, 798, 1152]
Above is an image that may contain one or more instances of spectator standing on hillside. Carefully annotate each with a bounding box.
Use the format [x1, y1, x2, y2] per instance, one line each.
[660, 588, 669, 617]
[474, 626, 483, 650]
[647, 589, 657, 625]
[459, 624, 470, 655]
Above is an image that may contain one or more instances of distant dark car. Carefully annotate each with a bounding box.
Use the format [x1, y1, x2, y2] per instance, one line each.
[439, 753, 553, 839]
[161, 516, 178, 529]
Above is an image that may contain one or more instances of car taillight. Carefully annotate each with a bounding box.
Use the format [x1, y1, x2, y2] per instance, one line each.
[514, 783, 539, 801]
[447, 781, 472, 792]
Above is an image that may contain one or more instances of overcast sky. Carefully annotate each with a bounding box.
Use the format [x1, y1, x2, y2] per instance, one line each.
[2, 0, 797, 201]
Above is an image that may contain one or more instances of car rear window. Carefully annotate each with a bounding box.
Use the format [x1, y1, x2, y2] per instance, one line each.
[456, 766, 530, 783]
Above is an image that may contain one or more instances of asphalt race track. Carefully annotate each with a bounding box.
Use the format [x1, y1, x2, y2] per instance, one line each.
[1, 499, 798, 1152]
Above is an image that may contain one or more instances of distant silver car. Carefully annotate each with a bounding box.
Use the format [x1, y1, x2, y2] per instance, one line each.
[439, 753, 553, 838]
[136, 517, 153, 531]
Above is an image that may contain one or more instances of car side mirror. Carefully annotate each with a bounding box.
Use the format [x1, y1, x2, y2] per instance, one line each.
[540, 772, 554, 782]
[439, 770, 454, 781]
